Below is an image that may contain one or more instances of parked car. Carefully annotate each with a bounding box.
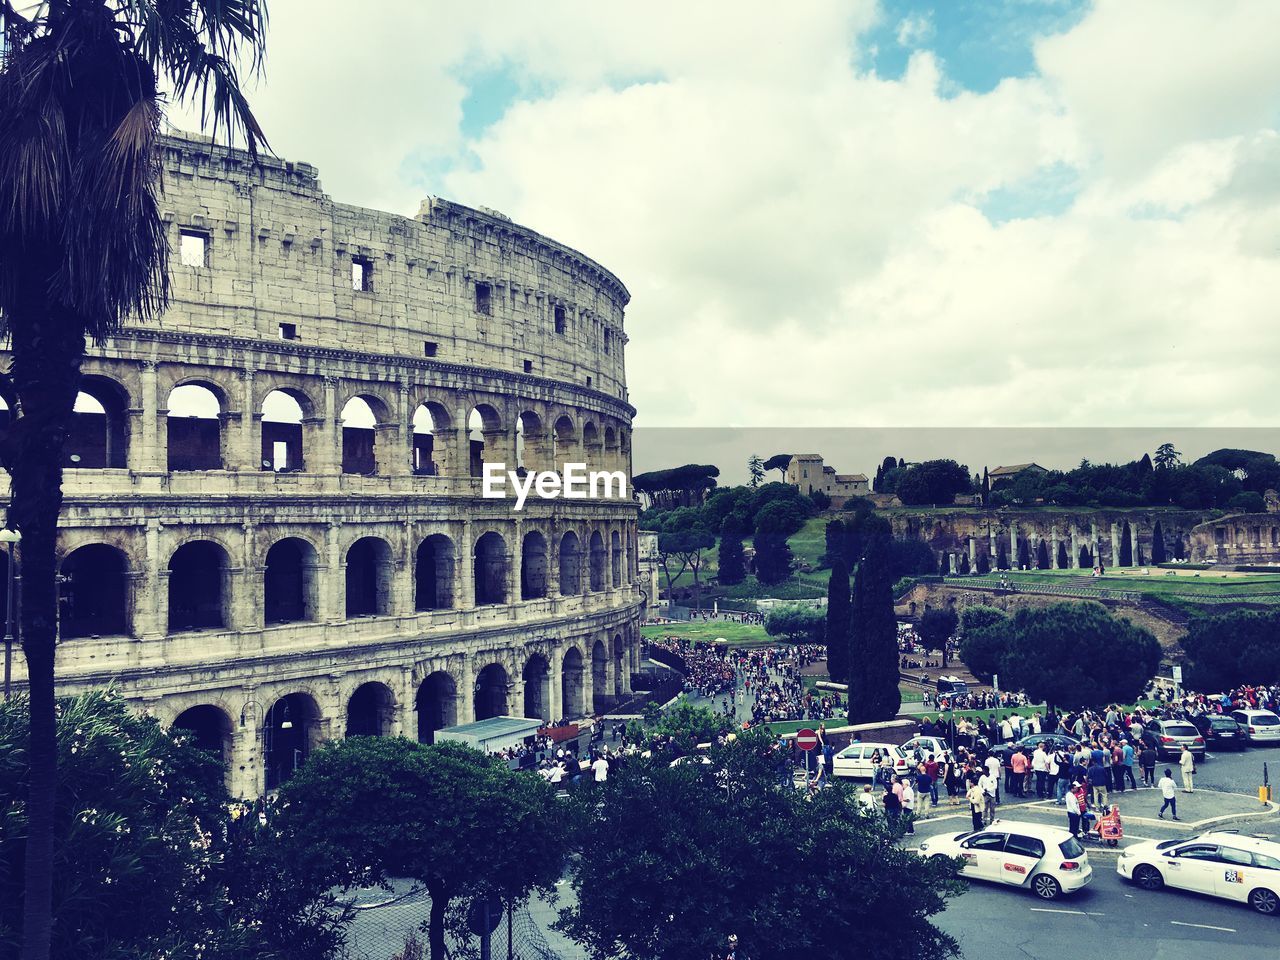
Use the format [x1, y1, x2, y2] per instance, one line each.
[1118, 831, 1280, 915]
[1191, 714, 1248, 751]
[919, 820, 1093, 900]
[900, 735, 953, 760]
[1148, 719, 1206, 761]
[936, 676, 968, 695]
[832, 742, 912, 780]
[1231, 709, 1280, 745]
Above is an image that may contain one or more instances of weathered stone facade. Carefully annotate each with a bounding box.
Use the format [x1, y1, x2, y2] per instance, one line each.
[1189, 512, 1280, 565]
[1, 133, 643, 797]
[785, 454, 869, 507]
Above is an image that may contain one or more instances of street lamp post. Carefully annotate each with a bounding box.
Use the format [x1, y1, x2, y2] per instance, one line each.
[1, 528, 20, 701]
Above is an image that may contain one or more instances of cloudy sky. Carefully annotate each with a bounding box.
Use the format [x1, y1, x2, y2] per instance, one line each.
[172, 0, 1280, 478]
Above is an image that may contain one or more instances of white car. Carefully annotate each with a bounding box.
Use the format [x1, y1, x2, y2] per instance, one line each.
[918, 820, 1093, 901]
[901, 736, 952, 760]
[1230, 709, 1280, 744]
[832, 742, 912, 780]
[1118, 831, 1280, 915]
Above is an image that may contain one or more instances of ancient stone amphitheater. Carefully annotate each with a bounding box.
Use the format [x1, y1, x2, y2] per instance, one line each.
[1, 133, 643, 797]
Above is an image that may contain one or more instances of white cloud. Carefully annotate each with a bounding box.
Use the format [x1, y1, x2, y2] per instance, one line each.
[167, 0, 1280, 436]
[896, 14, 935, 48]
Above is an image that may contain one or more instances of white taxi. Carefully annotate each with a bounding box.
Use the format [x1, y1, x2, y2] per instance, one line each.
[918, 820, 1093, 900]
[832, 742, 912, 780]
[1117, 831, 1280, 915]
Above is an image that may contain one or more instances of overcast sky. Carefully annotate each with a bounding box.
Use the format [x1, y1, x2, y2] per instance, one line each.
[169, 0, 1280, 477]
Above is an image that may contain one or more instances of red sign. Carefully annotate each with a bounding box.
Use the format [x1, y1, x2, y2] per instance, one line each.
[795, 729, 819, 751]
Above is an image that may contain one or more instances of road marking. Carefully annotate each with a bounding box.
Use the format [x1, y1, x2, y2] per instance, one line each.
[1029, 908, 1088, 916]
[1170, 921, 1236, 933]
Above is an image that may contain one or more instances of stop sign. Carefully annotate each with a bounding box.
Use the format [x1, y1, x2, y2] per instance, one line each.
[795, 728, 819, 751]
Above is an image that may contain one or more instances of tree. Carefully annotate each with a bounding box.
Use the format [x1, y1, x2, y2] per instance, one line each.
[998, 603, 1161, 709]
[763, 453, 792, 481]
[1138, 452, 1153, 472]
[938, 551, 951, 576]
[656, 514, 716, 609]
[1016, 539, 1031, 570]
[825, 557, 852, 683]
[558, 734, 963, 960]
[895, 460, 971, 506]
[717, 523, 746, 586]
[995, 544, 1008, 570]
[1150, 520, 1167, 565]
[0, 6, 268, 956]
[1057, 541, 1070, 569]
[958, 553, 970, 574]
[0, 690, 344, 960]
[1118, 520, 1133, 566]
[958, 607, 1009, 682]
[1078, 545, 1092, 568]
[975, 551, 991, 575]
[277, 738, 567, 960]
[633, 464, 720, 509]
[890, 538, 938, 581]
[822, 518, 846, 568]
[747, 454, 765, 488]
[1035, 540, 1050, 570]
[765, 605, 826, 645]
[811, 488, 831, 511]
[1154, 443, 1182, 469]
[753, 531, 793, 585]
[918, 608, 958, 668]
[981, 467, 990, 504]
[1227, 491, 1266, 513]
[848, 517, 900, 723]
[1182, 609, 1280, 692]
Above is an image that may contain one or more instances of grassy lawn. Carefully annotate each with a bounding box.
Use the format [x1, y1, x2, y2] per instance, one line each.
[981, 569, 1280, 601]
[641, 621, 771, 645]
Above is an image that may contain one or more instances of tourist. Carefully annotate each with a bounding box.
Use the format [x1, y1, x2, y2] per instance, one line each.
[1157, 768, 1180, 820]
[965, 778, 985, 831]
[1179, 744, 1195, 793]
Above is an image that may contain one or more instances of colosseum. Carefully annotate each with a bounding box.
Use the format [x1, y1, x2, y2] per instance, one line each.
[1, 132, 644, 797]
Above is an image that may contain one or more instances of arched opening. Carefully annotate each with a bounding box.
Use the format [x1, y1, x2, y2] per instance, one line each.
[173, 705, 233, 767]
[341, 396, 379, 474]
[612, 633, 625, 697]
[59, 544, 129, 638]
[66, 377, 128, 468]
[473, 532, 507, 605]
[610, 530, 623, 587]
[416, 671, 457, 743]
[412, 402, 449, 476]
[261, 389, 307, 472]
[523, 655, 551, 721]
[521, 531, 548, 600]
[166, 383, 223, 471]
[264, 692, 322, 791]
[516, 411, 546, 474]
[559, 532, 583, 596]
[474, 663, 509, 721]
[264, 537, 319, 624]
[467, 405, 502, 478]
[589, 530, 606, 592]
[346, 682, 396, 737]
[553, 415, 577, 473]
[603, 425, 618, 472]
[561, 647, 585, 718]
[168, 540, 229, 632]
[582, 421, 600, 469]
[592, 639, 610, 711]
[345, 537, 393, 617]
[415, 534, 456, 610]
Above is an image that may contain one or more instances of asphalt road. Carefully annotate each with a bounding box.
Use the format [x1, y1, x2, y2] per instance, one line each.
[935, 856, 1279, 960]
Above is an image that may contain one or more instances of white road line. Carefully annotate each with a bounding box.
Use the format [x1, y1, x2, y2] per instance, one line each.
[1029, 908, 1087, 916]
[1169, 920, 1236, 933]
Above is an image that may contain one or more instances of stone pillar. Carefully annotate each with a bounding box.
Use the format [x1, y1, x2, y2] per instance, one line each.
[233, 522, 261, 631]
[458, 656, 476, 724]
[1050, 525, 1060, 567]
[507, 521, 522, 605]
[1131, 522, 1141, 566]
[509, 677, 525, 717]
[133, 361, 165, 474]
[140, 519, 165, 639]
[968, 536, 977, 566]
[457, 520, 474, 608]
[1071, 526, 1081, 568]
[1009, 522, 1018, 568]
[325, 523, 344, 622]
[392, 520, 414, 615]
[1110, 524, 1122, 568]
[312, 377, 341, 476]
[549, 650, 564, 722]
[988, 527, 997, 564]
[1090, 523, 1100, 567]
[233, 370, 258, 471]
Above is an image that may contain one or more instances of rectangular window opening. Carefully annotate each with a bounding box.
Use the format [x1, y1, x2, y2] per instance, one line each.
[554, 305, 566, 334]
[586, 375, 593, 388]
[352, 256, 373, 292]
[279, 322, 297, 341]
[424, 341, 438, 357]
[604, 328, 612, 354]
[523, 360, 533, 373]
[475, 282, 492, 315]
[179, 230, 209, 268]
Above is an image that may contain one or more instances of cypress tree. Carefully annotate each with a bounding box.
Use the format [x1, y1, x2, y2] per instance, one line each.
[873, 464, 883, 492]
[1057, 542, 1069, 569]
[1079, 545, 1093, 568]
[996, 544, 1009, 570]
[1036, 540, 1051, 570]
[1016, 539, 1031, 570]
[754, 532, 792, 585]
[981, 467, 990, 504]
[825, 557, 852, 684]
[1137, 544, 1146, 566]
[960, 553, 971, 575]
[976, 551, 991, 575]
[848, 518, 901, 723]
[1119, 520, 1133, 566]
[823, 519, 846, 567]
[718, 529, 746, 586]
[1151, 520, 1167, 564]
[939, 551, 951, 576]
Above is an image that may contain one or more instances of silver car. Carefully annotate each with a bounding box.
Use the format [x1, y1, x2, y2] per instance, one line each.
[1150, 719, 1205, 760]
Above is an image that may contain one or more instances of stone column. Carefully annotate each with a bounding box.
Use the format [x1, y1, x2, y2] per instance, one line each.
[235, 370, 259, 471]
[1131, 522, 1141, 566]
[1111, 524, 1122, 568]
[457, 520, 474, 608]
[1009, 522, 1018, 567]
[233, 521, 262, 631]
[139, 519, 165, 639]
[392, 520, 414, 616]
[549, 650, 564, 722]
[509, 677, 526, 717]
[325, 523, 344, 622]
[968, 536, 977, 566]
[1050, 525, 1060, 567]
[1090, 523, 1100, 567]
[1071, 526, 1081, 568]
[458, 656, 476, 724]
[132, 360, 165, 474]
[311, 377, 341, 476]
[507, 520, 523, 605]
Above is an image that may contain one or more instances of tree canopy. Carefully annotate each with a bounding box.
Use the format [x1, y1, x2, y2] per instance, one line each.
[633, 463, 720, 509]
[764, 605, 826, 645]
[1182, 609, 1280, 692]
[848, 516, 900, 723]
[917, 607, 959, 667]
[895, 460, 973, 506]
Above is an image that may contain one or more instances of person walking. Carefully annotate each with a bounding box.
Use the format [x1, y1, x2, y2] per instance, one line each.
[979, 766, 999, 825]
[883, 783, 903, 831]
[1087, 754, 1109, 811]
[1121, 739, 1137, 791]
[966, 778, 985, 832]
[1157, 768, 1180, 820]
[1064, 780, 1084, 837]
[1032, 744, 1050, 799]
[1140, 741, 1157, 787]
[1179, 745, 1195, 793]
[901, 778, 916, 834]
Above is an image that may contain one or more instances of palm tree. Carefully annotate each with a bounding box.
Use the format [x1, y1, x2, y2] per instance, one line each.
[0, 4, 266, 956]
